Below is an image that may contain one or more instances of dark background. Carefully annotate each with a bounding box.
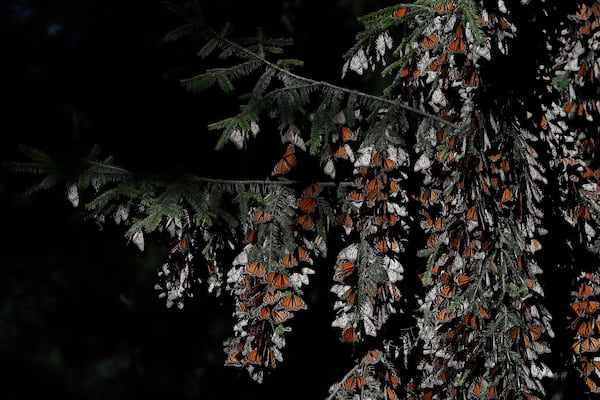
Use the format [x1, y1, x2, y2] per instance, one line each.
[0, 0, 393, 399]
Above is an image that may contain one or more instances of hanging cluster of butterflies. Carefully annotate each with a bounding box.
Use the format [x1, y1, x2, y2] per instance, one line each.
[385, 1, 517, 126]
[327, 121, 411, 345]
[221, 184, 326, 382]
[153, 213, 201, 309]
[329, 348, 403, 400]
[543, 1, 600, 245]
[538, 6, 600, 393]
[571, 272, 600, 393]
[348, 2, 552, 399]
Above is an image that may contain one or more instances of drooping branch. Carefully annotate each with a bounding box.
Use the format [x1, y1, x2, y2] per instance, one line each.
[204, 27, 460, 129]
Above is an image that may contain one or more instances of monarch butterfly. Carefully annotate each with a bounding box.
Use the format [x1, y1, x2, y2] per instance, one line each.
[271, 308, 294, 324]
[367, 177, 385, 192]
[448, 37, 466, 53]
[466, 205, 478, 220]
[422, 34, 439, 48]
[577, 206, 591, 220]
[277, 293, 307, 310]
[340, 287, 358, 306]
[382, 156, 397, 172]
[251, 210, 272, 223]
[471, 379, 485, 397]
[572, 319, 594, 337]
[508, 325, 521, 339]
[457, 273, 471, 287]
[454, 24, 463, 37]
[388, 179, 402, 195]
[264, 348, 278, 368]
[272, 144, 297, 175]
[529, 324, 544, 340]
[433, 1, 456, 13]
[170, 234, 190, 253]
[333, 143, 352, 160]
[437, 308, 454, 321]
[295, 246, 311, 263]
[226, 350, 244, 366]
[297, 197, 317, 213]
[479, 306, 490, 319]
[244, 229, 257, 244]
[246, 348, 262, 364]
[342, 326, 359, 343]
[578, 20, 593, 36]
[363, 349, 381, 364]
[257, 305, 272, 320]
[334, 260, 356, 282]
[421, 390, 433, 400]
[585, 377, 600, 393]
[340, 126, 357, 142]
[400, 66, 420, 78]
[245, 261, 266, 277]
[433, 217, 444, 231]
[337, 212, 353, 228]
[438, 283, 456, 298]
[375, 238, 390, 253]
[573, 336, 600, 353]
[501, 187, 512, 202]
[297, 214, 315, 231]
[461, 312, 476, 328]
[263, 289, 283, 305]
[487, 384, 498, 399]
[392, 7, 408, 18]
[572, 300, 600, 316]
[419, 188, 441, 204]
[467, 70, 480, 87]
[302, 183, 321, 198]
[580, 360, 596, 376]
[279, 253, 298, 268]
[386, 386, 399, 400]
[575, 5, 593, 20]
[574, 283, 593, 298]
[264, 271, 292, 289]
[347, 190, 365, 203]
[342, 375, 364, 391]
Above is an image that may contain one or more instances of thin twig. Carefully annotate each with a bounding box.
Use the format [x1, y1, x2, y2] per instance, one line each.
[184, 174, 356, 187]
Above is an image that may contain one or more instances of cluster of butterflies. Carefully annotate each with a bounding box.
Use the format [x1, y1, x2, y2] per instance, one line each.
[397, 3, 554, 394]
[560, 3, 600, 126]
[547, 4, 600, 139]
[544, 13, 600, 396]
[571, 271, 600, 393]
[223, 244, 313, 381]
[333, 348, 403, 400]
[414, 118, 554, 398]
[154, 215, 200, 309]
[544, 1, 600, 257]
[324, 122, 412, 344]
[222, 182, 329, 382]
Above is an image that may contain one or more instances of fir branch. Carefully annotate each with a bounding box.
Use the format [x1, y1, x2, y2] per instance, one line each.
[204, 27, 459, 129]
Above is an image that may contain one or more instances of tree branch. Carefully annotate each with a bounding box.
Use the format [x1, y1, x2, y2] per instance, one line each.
[207, 27, 460, 129]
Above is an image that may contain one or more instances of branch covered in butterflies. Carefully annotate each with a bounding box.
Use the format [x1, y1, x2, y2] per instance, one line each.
[204, 27, 460, 129]
[324, 363, 361, 400]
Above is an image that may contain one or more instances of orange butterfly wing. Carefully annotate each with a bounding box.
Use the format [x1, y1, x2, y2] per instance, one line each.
[393, 7, 408, 18]
[272, 144, 297, 175]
